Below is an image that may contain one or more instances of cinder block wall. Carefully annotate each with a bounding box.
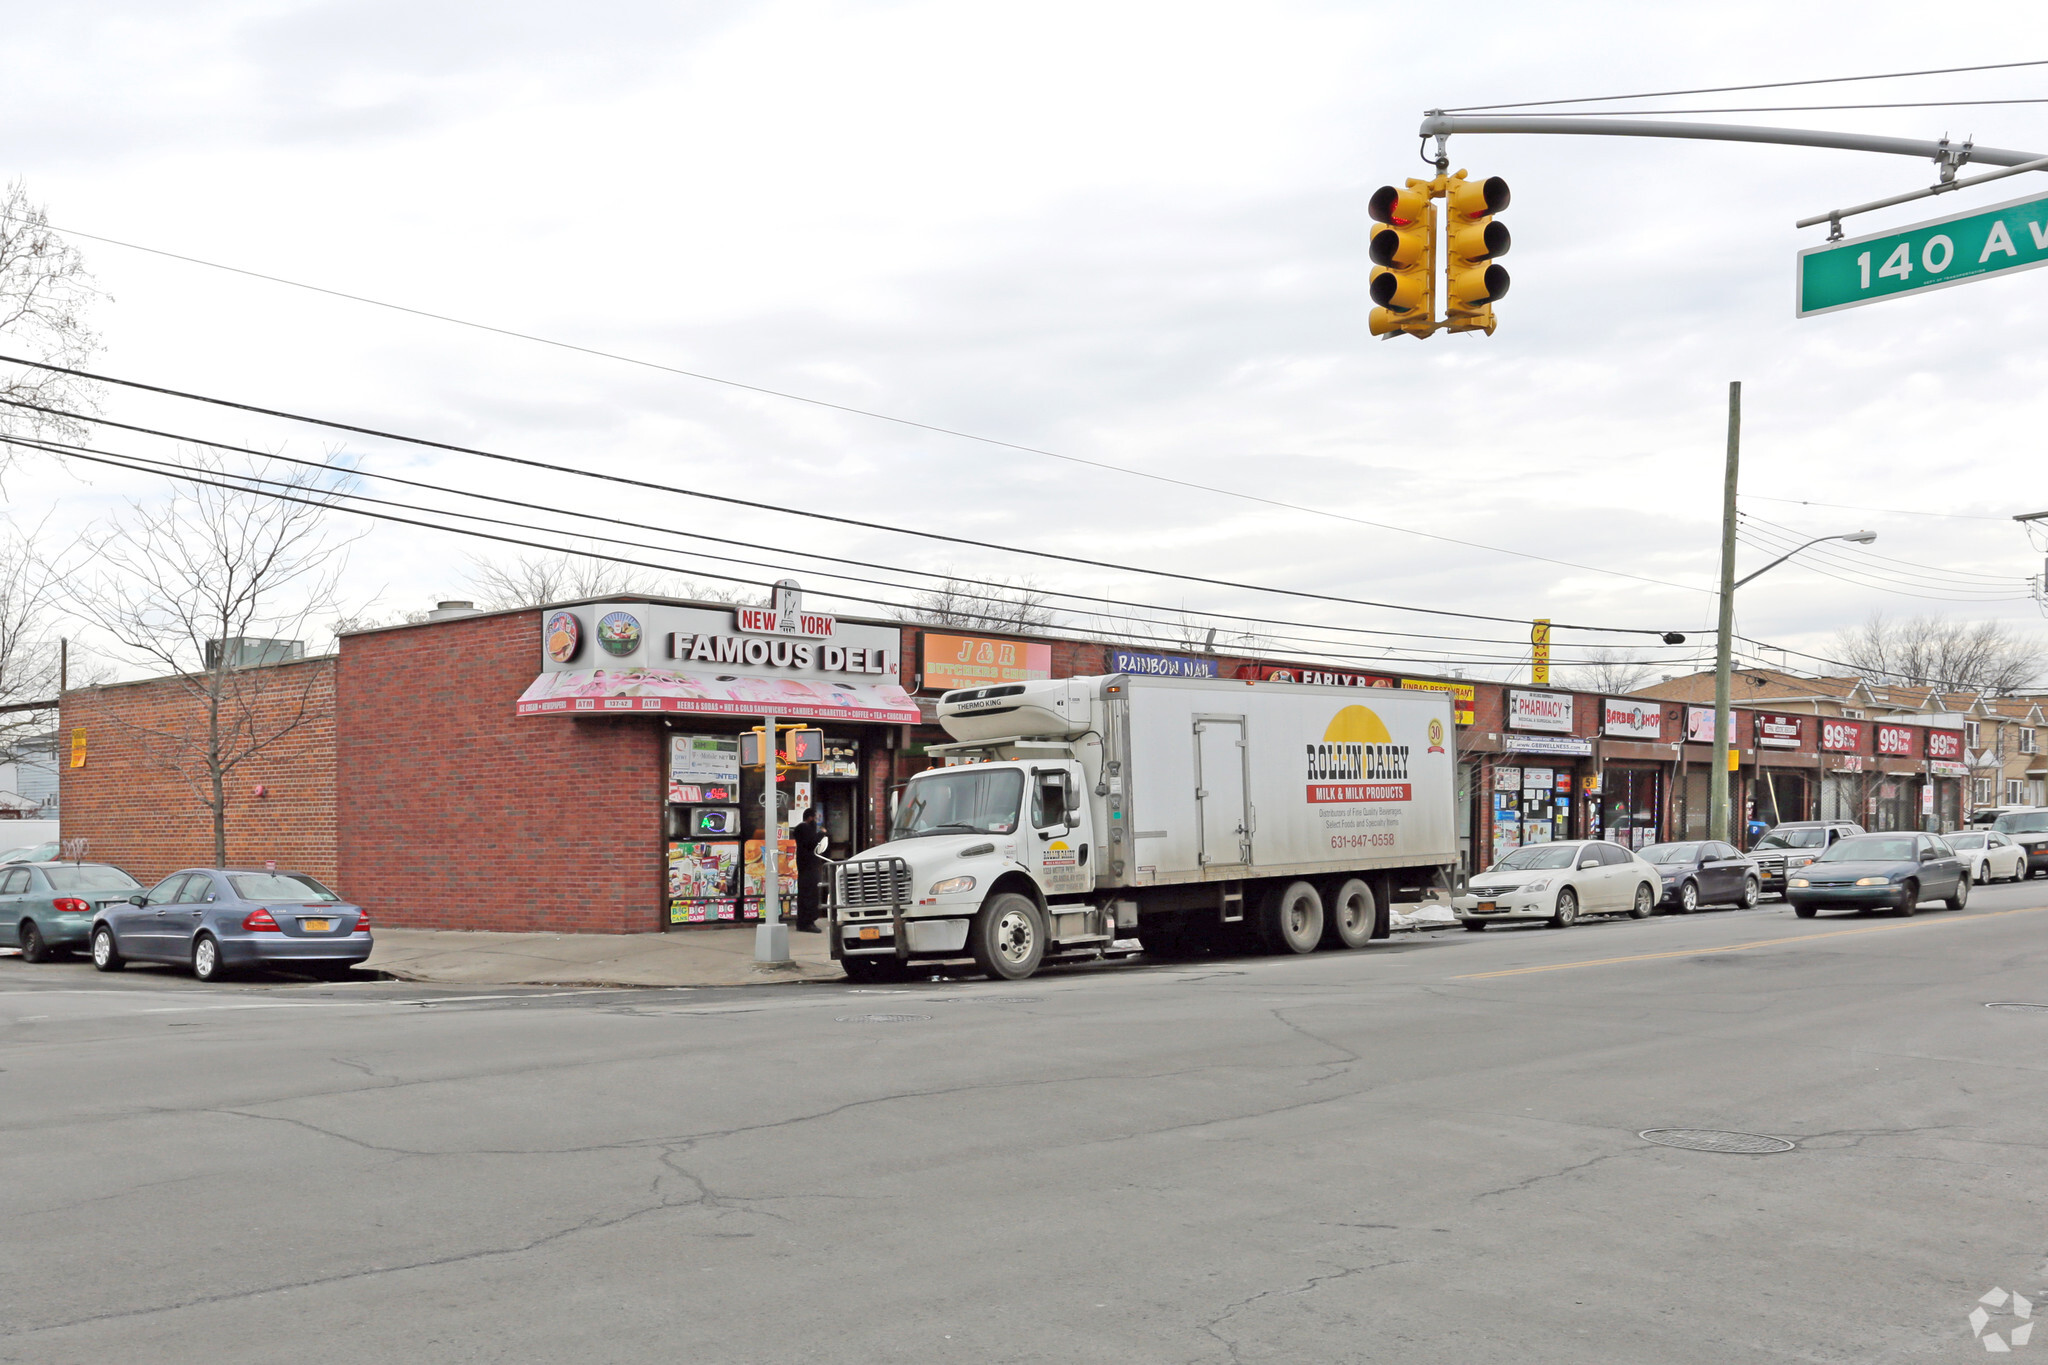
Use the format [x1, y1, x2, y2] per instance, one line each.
[57, 659, 339, 887]
[337, 610, 664, 933]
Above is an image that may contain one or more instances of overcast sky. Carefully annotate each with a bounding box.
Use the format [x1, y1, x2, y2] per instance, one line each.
[8, 1, 2048, 686]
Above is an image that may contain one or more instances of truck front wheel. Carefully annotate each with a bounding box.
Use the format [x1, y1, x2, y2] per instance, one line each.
[970, 893, 1046, 981]
[1257, 880, 1324, 955]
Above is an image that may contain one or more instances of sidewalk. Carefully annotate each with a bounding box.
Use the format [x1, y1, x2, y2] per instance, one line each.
[362, 925, 844, 988]
[360, 899, 1459, 990]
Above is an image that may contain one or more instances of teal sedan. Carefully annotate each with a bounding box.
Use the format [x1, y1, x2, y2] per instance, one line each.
[1, 862, 144, 961]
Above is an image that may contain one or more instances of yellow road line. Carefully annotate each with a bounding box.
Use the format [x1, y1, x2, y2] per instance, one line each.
[1452, 904, 2048, 980]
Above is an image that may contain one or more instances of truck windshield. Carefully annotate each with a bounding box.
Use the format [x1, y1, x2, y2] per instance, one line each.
[1995, 812, 2048, 834]
[893, 767, 1024, 838]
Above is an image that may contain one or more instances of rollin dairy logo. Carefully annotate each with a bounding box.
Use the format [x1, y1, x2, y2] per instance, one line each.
[1306, 705, 1412, 804]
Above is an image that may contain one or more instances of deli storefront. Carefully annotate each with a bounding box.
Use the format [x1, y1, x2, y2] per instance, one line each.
[513, 596, 919, 928]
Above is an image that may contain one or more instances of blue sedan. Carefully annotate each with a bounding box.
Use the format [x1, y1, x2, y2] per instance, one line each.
[1785, 833, 1969, 918]
[0, 861, 144, 961]
[91, 867, 373, 982]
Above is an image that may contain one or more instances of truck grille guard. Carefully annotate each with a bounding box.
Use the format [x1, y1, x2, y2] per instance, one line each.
[828, 856, 915, 961]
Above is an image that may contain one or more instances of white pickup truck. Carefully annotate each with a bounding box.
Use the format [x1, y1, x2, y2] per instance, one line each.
[829, 673, 1458, 981]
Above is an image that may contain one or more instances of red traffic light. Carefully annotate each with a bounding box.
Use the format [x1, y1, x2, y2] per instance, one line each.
[1368, 183, 1429, 227]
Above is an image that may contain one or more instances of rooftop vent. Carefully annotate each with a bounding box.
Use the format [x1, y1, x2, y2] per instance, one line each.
[425, 600, 482, 621]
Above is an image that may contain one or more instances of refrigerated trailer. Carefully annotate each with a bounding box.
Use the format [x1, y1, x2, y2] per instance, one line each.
[828, 673, 1458, 981]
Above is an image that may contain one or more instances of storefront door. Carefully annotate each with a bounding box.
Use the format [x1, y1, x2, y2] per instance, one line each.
[1602, 766, 1662, 850]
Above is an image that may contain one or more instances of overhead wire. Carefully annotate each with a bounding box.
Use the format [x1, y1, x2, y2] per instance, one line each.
[1738, 511, 2029, 584]
[1735, 520, 2032, 597]
[1440, 59, 2048, 113]
[17, 433, 1658, 672]
[0, 219, 1713, 596]
[1741, 493, 2009, 522]
[0, 353, 1692, 638]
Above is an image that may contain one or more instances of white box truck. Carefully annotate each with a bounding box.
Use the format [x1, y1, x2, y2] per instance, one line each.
[829, 673, 1458, 981]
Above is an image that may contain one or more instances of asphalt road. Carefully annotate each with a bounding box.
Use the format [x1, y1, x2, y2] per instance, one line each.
[8, 884, 2048, 1363]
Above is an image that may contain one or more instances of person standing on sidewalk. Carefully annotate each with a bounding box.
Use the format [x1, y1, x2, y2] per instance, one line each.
[792, 806, 827, 932]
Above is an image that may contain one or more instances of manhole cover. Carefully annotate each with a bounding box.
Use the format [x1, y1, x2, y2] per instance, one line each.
[834, 1013, 931, 1023]
[1640, 1129, 1795, 1154]
[1986, 1002, 2048, 1013]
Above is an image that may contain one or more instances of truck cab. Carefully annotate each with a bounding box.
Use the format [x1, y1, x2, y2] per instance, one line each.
[831, 754, 1110, 981]
[830, 679, 1117, 981]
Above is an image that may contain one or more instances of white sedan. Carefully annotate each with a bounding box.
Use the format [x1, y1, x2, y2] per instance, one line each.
[1944, 830, 2027, 884]
[1454, 839, 1662, 930]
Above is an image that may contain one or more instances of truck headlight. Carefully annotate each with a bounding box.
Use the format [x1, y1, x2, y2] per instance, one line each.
[1854, 876, 1891, 886]
[1788, 855, 1815, 868]
[929, 876, 977, 896]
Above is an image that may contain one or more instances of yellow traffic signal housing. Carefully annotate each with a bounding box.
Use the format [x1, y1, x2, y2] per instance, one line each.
[1442, 170, 1510, 334]
[1368, 180, 1437, 338]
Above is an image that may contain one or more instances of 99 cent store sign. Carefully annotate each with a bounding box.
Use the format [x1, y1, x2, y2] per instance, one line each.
[1798, 188, 2048, 317]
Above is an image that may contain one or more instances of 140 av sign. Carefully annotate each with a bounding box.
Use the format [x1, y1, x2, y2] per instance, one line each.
[1797, 188, 2048, 317]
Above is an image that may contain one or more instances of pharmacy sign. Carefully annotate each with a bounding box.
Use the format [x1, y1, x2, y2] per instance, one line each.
[1797, 188, 2048, 317]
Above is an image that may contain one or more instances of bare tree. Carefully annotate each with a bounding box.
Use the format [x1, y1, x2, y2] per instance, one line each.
[895, 575, 1057, 634]
[466, 552, 741, 608]
[1569, 647, 1656, 695]
[0, 180, 105, 456]
[1831, 613, 2047, 695]
[0, 517, 62, 742]
[68, 452, 352, 865]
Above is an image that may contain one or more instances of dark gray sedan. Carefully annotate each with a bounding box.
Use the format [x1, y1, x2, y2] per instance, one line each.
[1637, 840, 1761, 912]
[91, 867, 372, 981]
[1784, 833, 1969, 918]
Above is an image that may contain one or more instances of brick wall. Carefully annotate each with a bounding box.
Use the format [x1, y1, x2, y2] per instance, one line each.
[58, 659, 338, 887]
[337, 611, 664, 933]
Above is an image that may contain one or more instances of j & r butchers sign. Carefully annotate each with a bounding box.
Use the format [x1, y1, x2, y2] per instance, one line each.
[539, 601, 899, 680]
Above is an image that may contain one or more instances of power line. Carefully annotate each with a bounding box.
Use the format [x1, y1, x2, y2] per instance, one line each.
[8, 394, 1698, 656]
[1733, 529, 2033, 603]
[1741, 493, 2009, 522]
[0, 352, 1689, 639]
[22, 433, 1664, 671]
[1736, 520, 2031, 594]
[1739, 512, 2029, 585]
[1442, 59, 2048, 113]
[0, 218, 1711, 596]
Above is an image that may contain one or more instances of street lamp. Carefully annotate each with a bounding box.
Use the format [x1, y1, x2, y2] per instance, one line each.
[1709, 528, 1876, 842]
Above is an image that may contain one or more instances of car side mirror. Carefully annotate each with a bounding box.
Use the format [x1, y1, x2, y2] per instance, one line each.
[1578, 858, 1599, 870]
[128, 894, 146, 905]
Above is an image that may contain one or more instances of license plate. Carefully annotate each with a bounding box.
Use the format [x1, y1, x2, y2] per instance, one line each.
[1476, 901, 1495, 912]
[301, 918, 332, 932]
[859, 927, 880, 941]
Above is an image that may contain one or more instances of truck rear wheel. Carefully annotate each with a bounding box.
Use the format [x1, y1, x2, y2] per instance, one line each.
[1320, 878, 1375, 950]
[1256, 880, 1323, 955]
[970, 892, 1046, 981]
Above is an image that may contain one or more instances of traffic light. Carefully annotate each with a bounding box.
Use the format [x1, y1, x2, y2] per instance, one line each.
[1368, 180, 1437, 338]
[1442, 170, 1510, 334]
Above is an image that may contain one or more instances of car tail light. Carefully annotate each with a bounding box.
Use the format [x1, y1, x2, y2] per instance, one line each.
[51, 897, 90, 913]
[242, 908, 280, 931]
[354, 908, 371, 930]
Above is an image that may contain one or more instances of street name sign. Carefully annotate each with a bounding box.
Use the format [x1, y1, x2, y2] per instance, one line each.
[1797, 188, 2048, 317]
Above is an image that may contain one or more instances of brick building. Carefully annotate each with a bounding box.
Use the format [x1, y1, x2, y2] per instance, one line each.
[57, 593, 1974, 931]
[59, 657, 337, 886]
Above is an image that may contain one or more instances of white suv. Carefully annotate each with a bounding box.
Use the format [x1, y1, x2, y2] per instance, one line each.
[1991, 808, 2048, 878]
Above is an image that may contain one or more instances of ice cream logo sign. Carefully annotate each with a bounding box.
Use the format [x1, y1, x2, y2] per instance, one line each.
[1305, 705, 1413, 804]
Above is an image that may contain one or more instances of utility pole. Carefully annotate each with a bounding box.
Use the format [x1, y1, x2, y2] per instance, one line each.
[1710, 383, 1741, 842]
